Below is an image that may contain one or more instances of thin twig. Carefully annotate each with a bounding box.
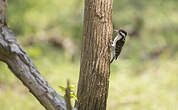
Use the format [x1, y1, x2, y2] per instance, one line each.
[65, 80, 72, 110]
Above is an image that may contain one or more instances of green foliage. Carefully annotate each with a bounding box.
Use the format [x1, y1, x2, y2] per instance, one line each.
[8, 0, 83, 40]
[58, 85, 78, 101]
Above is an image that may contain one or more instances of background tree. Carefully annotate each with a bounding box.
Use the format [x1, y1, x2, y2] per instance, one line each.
[75, 0, 113, 110]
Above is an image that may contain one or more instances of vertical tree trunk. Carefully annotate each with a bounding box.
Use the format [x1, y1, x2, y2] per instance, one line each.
[76, 0, 113, 110]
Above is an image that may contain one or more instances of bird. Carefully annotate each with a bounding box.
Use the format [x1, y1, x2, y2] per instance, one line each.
[110, 28, 127, 63]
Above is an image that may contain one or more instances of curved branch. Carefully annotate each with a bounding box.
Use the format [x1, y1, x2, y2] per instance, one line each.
[0, 26, 67, 110]
[0, 0, 67, 110]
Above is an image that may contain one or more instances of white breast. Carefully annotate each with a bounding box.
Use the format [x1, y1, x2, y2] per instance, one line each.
[111, 35, 122, 47]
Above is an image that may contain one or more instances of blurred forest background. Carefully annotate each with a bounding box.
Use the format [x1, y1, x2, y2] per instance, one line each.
[0, 0, 178, 110]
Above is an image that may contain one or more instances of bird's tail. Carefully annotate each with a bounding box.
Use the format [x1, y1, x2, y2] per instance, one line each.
[110, 56, 115, 64]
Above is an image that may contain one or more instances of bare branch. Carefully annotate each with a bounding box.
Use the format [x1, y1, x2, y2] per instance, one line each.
[0, 26, 67, 110]
[0, 0, 68, 110]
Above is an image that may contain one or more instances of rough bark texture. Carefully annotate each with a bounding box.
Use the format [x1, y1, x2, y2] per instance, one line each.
[76, 0, 113, 110]
[0, 0, 67, 110]
[0, 0, 7, 25]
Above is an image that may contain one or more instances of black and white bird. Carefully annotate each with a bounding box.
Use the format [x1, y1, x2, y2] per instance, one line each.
[110, 29, 127, 63]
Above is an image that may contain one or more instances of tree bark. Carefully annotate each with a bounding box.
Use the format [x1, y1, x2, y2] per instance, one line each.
[0, 0, 67, 110]
[76, 0, 113, 110]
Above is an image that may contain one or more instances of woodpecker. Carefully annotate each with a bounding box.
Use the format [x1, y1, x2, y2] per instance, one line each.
[110, 29, 127, 63]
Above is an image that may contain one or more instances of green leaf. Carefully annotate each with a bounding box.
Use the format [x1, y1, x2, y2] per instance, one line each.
[70, 93, 78, 100]
[58, 86, 66, 91]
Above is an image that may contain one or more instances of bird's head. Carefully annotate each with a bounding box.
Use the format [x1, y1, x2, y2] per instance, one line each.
[114, 28, 127, 38]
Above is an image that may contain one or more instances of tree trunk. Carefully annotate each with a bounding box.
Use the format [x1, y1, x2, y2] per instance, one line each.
[76, 0, 113, 110]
